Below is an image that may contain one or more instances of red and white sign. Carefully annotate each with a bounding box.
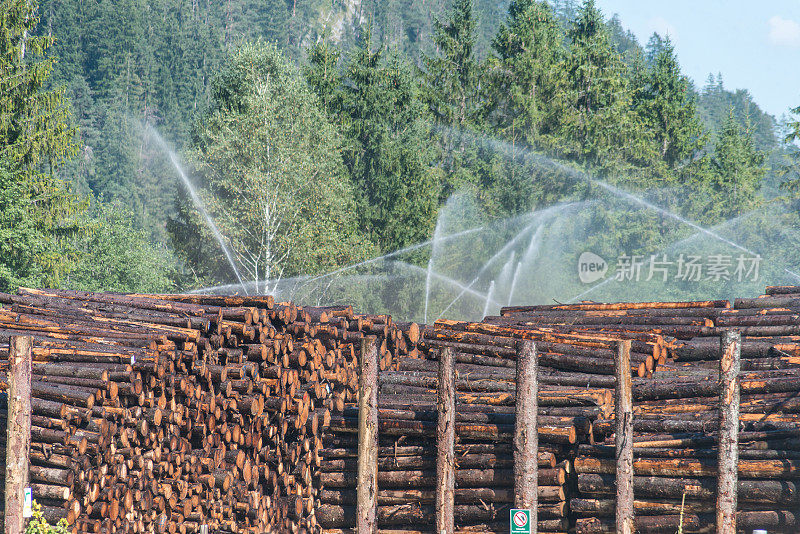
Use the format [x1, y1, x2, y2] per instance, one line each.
[513, 510, 528, 527]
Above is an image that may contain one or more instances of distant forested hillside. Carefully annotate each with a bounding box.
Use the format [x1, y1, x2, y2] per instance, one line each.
[2, 0, 798, 296]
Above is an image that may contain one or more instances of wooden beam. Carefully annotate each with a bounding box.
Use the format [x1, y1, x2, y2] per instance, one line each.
[615, 340, 634, 534]
[514, 339, 539, 532]
[357, 336, 379, 534]
[436, 346, 456, 534]
[717, 330, 741, 534]
[6, 335, 33, 534]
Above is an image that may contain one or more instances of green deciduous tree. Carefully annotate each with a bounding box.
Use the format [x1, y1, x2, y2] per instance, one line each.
[64, 202, 178, 292]
[168, 42, 374, 290]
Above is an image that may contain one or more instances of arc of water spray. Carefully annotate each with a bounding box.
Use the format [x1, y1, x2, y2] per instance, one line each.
[146, 125, 248, 295]
[424, 257, 434, 324]
[435, 203, 578, 321]
[298, 226, 485, 291]
[565, 207, 800, 303]
[443, 125, 800, 284]
[424, 215, 446, 324]
[392, 261, 502, 305]
[507, 225, 544, 306]
[483, 280, 496, 318]
[507, 262, 522, 306]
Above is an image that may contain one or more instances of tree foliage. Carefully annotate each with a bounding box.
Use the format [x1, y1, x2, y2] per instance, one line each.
[0, 0, 76, 171]
[632, 37, 703, 169]
[168, 42, 375, 289]
[0, 0, 89, 292]
[308, 32, 441, 253]
[65, 202, 178, 292]
[553, 0, 638, 171]
[0, 0, 790, 297]
[491, 0, 563, 147]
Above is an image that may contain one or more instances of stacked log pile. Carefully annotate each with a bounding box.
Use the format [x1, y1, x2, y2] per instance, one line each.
[0, 288, 419, 533]
[2, 286, 799, 533]
[499, 297, 800, 533]
[316, 319, 661, 533]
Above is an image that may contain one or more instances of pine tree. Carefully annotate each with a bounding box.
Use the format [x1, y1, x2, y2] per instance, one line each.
[333, 30, 441, 252]
[778, 105, 800, 196]
[304, 40, 344, 116]
[605, 14, 639, 65]
[422, 0, 482, 130]
[249, 0, 290, 45]
[0, 0, 89, 290]
[0, 0, 76, 171]
[421, 0, 495, 202]
[644, 32, 666, 65]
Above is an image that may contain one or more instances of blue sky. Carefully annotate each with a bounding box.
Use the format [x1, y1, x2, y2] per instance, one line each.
[594, 0, 800, 121]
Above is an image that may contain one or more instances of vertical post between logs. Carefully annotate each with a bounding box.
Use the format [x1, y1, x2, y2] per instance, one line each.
[717, 330, 741, 534]
[6, 335, 33, 534]
[357, 336, 379, 534]
[436, 346, 456, 534]
[514, 338, 538, 531]
[615, 339, 634, 534]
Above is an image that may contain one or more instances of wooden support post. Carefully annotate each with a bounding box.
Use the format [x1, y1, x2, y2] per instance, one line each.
[514, 339, 538, 531]
[357, 336, 379, 534]
[436, 347, 456, 534]
[6, 335, 33, 534]
[717, 330, 741, 534]
[615, 340, 634, 534]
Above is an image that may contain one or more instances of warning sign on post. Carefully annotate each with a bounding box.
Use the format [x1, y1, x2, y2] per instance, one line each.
[510, 509, 531, 533]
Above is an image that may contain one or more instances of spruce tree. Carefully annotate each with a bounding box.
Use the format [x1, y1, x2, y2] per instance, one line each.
[606, 14, 639, 65]
[0, 0, 89, 290]
[644, 33, 666, 65]
[1, 0, 76, 170]
[491, 0, 563, 147]
[778, 105, 800, 196]
[421, 0, 492, 201]
[709, 111, 765, 219]
[305, 40, 344, 116]
[336, 30, 440, 252]
[554, 0, 637, 170]
[422, 0, 481, 130]
[633, 37, 703, 169]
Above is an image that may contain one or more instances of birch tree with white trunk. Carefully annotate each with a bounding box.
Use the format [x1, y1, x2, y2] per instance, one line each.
[168, 42, 375, 290]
